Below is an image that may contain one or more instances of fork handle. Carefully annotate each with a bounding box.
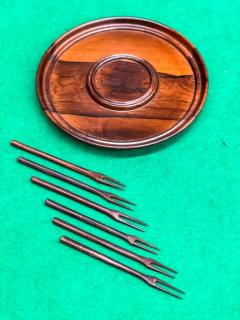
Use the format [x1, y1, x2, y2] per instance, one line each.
[18, 157, 104, 198]
[31, 177, 116, 220]
[46, 200, 128, 241]
[54, 217, 143, 262]
[61, 236, 146, 280]
[11, 140, 95, 178]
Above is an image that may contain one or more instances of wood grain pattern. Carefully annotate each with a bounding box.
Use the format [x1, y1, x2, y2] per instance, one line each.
[92, 59, 151, 101]
[37, 17, 208, 149]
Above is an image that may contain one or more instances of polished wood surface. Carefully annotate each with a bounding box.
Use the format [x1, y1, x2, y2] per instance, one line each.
[37, 18, 208, 149]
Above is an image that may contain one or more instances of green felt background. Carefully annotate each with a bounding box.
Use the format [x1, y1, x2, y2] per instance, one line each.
[0, 0, 240, 319]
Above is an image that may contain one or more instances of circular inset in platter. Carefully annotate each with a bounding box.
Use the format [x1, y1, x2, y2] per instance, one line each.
[37, 17, 208, 149]
[87, 54, 159, 110]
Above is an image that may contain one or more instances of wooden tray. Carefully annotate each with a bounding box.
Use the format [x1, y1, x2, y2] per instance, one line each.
[37, 17, 208, 149]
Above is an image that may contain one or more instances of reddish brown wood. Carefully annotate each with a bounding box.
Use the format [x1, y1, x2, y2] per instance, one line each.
[37, 17, 208, 149]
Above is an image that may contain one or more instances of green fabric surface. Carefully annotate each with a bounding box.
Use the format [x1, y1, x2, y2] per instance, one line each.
[0, 1, 240, 319]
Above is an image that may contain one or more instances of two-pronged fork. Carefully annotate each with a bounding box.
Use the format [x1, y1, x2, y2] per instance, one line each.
[11, 139, 185, 298]
[17, 157, 134, 210]
[32, 177, 145, 231]
[53, 217, 175, 277]
[60, 236, 184, 299]
[46, 199, 158, 254]
[11, 140, 124, 189]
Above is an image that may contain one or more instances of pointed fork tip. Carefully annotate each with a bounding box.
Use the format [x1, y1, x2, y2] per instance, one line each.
[134, 241, 159, 255]
[145, 248, 159, 255]
[101, 175, 126, 189]
[121, 220, 145, 232]
[110, 201, 133, 211]
[109, 194, 136, 208]
[166, 267, 177, 274]
[104, 176, 126, 187]
[156, 279, 185, 295]
[171, 293, 183, 300]
[150, 265, 175, 278]
[138, 246, 158, 255]
[151, 283, 183, 299]
[170, 287, 185, 295]
[111, 195, 136, 207]
[122, 199, 136, 206]
[120, 212, 148, 227]
[152, 262, 177, 274]
[141, 240, 160, 251]
[102, 180, 124, 190]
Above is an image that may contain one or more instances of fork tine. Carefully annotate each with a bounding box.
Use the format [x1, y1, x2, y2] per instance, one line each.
[148, 264, 175, 278]
[32, 176, 143, 230]
[119, 219, 145, 232]
[133, 241, 159, 255]
[135, 238, 160, 251]
[103, 175, 126, 187]
[151, 285, 183, 299]
[152, 261, 177, 274]
[136, 244, 157, 255]
[156, 278, 185, 294]
[101, 180, 124, 189]
[119, 212, 148, 227]
[108, 198, 133, 211]
[110, 194, 136, 206]
[114, 202, 132, 211]
[11, 140, 127, 189]
[17, 156, 133, 210]
[100, 175, 125, 189]
[60, 236, 183, 299]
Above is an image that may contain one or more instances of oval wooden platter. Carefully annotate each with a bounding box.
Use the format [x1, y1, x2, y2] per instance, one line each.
[37, 17, 208, 149]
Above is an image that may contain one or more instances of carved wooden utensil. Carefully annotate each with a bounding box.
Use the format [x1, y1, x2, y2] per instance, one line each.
[37, 17, 208, 149]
